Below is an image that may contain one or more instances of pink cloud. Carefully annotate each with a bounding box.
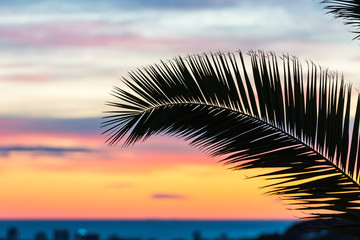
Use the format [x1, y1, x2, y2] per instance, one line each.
[0, 117, 215, 171]
[0, 22, 263, 53]
[0, 129, 217, 174]
[0, 22, 195, 49]
[0, 20, 335, 61]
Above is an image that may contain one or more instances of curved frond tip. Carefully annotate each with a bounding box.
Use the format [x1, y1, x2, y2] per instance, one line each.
[103, 51, 360, 235]
[321, 0, 360, 40]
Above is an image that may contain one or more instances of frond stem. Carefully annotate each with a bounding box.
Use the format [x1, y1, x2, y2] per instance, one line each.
[138, 100, 360, 189]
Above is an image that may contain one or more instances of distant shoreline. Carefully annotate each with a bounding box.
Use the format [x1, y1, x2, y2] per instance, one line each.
[0, 219, 296, 221]
[0, 220, 295, 240]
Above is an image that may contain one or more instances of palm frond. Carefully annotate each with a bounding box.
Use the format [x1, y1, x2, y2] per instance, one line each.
[102, 51, 360, 236]
[321, 0, 360, 39]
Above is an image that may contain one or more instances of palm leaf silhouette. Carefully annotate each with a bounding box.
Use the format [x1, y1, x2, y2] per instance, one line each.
[322, 0, 360, 39]
[103, 51, 360, 236]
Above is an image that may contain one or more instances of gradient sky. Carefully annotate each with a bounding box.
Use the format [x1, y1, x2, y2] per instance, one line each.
[1, 0, 360, 220]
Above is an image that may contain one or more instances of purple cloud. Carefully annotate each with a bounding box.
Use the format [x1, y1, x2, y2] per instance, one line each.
[1, 117, 101, 135]
[0, 145, 92, 157]
[151, 193, 187, 199]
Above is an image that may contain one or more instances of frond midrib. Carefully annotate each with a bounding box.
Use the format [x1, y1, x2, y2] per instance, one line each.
[136, 99, 360, 189]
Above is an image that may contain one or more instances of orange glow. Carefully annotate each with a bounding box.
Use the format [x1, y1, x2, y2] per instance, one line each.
[0, 133, 297, 220]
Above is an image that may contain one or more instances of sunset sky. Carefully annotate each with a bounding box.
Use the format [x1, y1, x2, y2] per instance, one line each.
[1, 0, 360, 220]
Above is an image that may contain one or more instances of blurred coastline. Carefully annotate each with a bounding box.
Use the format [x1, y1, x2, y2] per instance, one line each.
[1, 219, 356, 240]
[0, 220, 293, 240]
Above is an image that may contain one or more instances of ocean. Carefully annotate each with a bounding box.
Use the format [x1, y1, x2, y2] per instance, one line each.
[0, 220, 295, 240]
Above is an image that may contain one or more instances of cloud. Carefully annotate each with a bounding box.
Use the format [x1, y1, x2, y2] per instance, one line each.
[0, 146, 92, 157]
[0, 0, 304, 12]
[151, 193, 187, 199]
[0, 23, 134, 48]
[0, 117, 101, 135]
[0, 0, 239, 12]
[114, 0, 239, 9]
[0, 2, 331, 51]
[0, 22, 199, 49]
[117, 0, 307, 10]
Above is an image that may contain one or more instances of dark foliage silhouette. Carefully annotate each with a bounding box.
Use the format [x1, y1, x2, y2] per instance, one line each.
[322, 0, 360, 39]
[103, 1, 360, 237]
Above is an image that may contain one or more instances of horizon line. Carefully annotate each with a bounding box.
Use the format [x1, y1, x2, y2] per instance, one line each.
[0, 218, 296, 221]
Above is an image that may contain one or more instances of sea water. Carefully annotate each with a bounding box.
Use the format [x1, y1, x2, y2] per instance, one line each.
[0, 220, 295, 240]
